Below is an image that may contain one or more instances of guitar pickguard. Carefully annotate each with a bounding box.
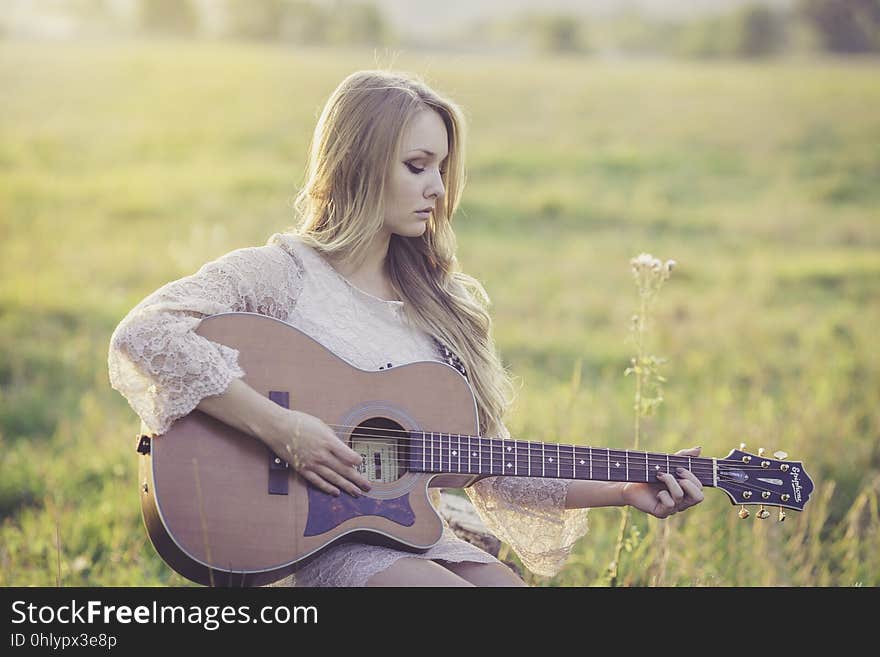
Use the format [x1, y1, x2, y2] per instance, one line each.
[303, 486, 416, 536]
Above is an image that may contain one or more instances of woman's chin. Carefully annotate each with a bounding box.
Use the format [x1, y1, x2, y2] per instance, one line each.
[396, 221, 429, 237]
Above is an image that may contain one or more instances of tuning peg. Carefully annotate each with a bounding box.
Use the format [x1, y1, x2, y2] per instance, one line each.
[738, 506, 750, 519]
[778, 507, 786, 522]
[756, 505, 770, 520]
[758, 447, 765, 457]
[774, 450, 788, 460]
[739, 442, 747, 450]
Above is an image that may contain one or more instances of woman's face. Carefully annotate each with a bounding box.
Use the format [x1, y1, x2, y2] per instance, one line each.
[383, 109, 448, 239]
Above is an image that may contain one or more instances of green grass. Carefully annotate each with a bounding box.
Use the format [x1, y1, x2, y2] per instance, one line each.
[1, 40, 878, 586]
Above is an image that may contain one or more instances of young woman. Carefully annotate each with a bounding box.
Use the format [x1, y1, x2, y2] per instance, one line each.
[108, 70, 704, 587]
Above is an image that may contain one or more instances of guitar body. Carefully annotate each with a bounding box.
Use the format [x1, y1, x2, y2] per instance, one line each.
[139, 312, 482, 586]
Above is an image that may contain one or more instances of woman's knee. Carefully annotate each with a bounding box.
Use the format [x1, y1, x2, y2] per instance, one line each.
[365, 557, 475, 587]
[440, 561, 527, 587]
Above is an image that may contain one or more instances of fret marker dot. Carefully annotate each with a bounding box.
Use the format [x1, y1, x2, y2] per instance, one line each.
[579, 460, 585, 465]
[615, 462, 621, 467]
[452, 451, 457, 456]
[472, 452, 477, 457]
[507, 446, 512, 452]
[506, 462, 512, 469]
[654, 465, 660, 470]
[548, 457, 554, 463]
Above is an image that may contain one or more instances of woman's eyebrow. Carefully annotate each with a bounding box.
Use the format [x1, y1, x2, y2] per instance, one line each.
[407, 148, 448, 159]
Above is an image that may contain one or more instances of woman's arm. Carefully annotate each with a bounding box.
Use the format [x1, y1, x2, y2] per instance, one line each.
[196, 378, 371, 497]
[109, 243, 370, 497]
[564, 480, 626, 509]
[565, 447, 705, 517]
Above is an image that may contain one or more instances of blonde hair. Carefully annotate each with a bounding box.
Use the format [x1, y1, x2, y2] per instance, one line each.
[288, 69, 515, 438]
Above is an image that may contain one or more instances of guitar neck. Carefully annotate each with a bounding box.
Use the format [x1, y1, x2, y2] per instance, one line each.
[409, 432, 716, 487]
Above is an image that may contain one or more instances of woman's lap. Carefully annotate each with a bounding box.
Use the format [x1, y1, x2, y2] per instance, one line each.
[289, 530, 505, 587]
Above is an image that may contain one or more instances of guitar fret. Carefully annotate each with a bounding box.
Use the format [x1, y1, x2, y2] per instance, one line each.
[528, 442, 531, 477]
[607, 448, 611, 480]
[589, 448, 593, 480]
[626, 450, 629, 481]
[448, 433, 452, 473]
[458, 434, 461, 473]
[542, 443, 546, 477]
[556, 444, 560, 478]
[645, 452, 649, 482]
[448, 432, 452, 472]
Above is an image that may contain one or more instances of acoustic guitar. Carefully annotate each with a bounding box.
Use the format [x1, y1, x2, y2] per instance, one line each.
[135, 312, 814, 586]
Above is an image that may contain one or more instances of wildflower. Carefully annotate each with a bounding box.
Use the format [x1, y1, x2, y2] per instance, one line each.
[610, 251, 677, 587]
[630, 252, 676, 299]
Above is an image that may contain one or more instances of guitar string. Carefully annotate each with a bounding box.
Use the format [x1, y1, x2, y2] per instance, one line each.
[282, 430, 795, 497]
[274, 426, 797, 500]
[321, 471, 793, 506]
[314, 442, 791, 479]
[307, 427, 792, 472]
[308, 429, 755, 473]
[317, 422, 793, 469]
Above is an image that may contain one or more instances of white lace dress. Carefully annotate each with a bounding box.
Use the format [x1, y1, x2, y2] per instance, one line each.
[108, 232, 590, 586]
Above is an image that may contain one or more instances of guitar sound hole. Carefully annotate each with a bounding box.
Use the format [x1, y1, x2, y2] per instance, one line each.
[350, 418, 409, 484]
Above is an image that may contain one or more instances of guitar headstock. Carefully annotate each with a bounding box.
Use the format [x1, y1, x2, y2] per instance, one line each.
[716, 446, 814, 520]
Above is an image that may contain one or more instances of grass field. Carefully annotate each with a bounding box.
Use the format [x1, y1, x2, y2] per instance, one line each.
[1, 40, 878, 586]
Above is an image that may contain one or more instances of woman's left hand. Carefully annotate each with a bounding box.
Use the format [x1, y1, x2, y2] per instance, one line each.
[621, 447, 705, 518]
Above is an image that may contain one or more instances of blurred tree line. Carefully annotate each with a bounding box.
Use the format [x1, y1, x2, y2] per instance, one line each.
[138, 0, 390, 45]
[665, 0, 880, 58]
[1, 0, 878, 57]
[1, 0, 392, 46]
[481, 0, 880, 58]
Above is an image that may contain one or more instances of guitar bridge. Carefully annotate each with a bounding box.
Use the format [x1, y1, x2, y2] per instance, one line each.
[136, 434, 151, 455]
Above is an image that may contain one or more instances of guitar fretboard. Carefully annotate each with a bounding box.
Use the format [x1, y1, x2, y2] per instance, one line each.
[409, 432, 715, 486]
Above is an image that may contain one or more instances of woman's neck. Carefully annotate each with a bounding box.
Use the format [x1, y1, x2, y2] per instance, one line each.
[327, 232, 399, 301]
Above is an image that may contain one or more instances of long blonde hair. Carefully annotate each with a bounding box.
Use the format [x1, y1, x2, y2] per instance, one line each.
[288, 69, 515, 438]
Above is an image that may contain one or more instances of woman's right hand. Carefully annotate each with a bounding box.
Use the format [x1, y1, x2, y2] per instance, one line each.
[265, 410, 372, 498]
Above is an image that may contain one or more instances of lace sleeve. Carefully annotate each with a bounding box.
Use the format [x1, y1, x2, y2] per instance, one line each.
[107, 245, 304, 436]
[464, 423, 590, 578]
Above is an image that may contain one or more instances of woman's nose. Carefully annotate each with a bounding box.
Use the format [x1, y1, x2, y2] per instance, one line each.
[425, 169, 445, 200]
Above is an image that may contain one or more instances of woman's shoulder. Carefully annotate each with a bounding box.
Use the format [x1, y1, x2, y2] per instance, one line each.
[265, 231, 317, 268]
[200, 232, 308, 272]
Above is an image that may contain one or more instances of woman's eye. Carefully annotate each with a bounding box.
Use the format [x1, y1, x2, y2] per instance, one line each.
[406, 162, 447, 175]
